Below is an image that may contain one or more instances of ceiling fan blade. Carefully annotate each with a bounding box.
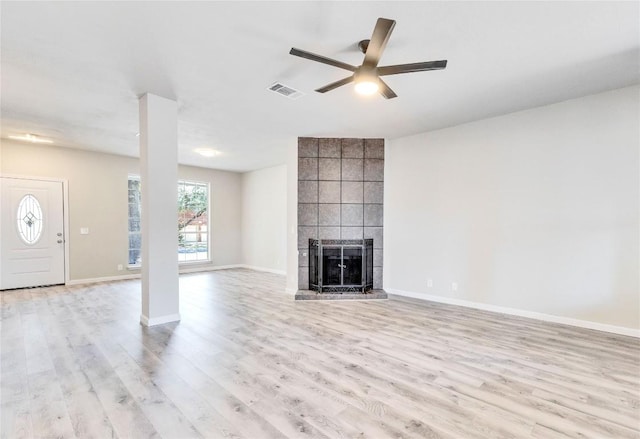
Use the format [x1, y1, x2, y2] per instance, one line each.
[378, 78, 397, 99]
[363, 18, 396, 68]
[315, 75, 355, 93]
[290, 48, 357, 72]
[378, 60, 448, 76]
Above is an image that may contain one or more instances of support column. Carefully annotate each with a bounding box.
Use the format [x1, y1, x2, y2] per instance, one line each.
[139, 93, 180, 326]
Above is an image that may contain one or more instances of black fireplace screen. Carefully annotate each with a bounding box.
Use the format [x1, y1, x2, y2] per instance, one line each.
[309, 239, 373, 293]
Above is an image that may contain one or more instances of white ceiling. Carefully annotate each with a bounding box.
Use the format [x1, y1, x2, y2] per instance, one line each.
[2, 1, 638, 172]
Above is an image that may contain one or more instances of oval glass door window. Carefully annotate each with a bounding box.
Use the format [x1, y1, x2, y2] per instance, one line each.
[16, 194, 43, 244]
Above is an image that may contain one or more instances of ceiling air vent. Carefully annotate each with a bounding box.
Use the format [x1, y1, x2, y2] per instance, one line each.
[268, 82, 304, 100]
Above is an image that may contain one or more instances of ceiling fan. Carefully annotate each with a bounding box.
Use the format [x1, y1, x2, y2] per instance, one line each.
[289, 17, 447, 99]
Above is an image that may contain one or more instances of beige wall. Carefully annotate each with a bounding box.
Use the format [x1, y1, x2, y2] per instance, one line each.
[385, 85, 639, 330]
[0, 141, 242, 281]
[240, 164, 287, 272]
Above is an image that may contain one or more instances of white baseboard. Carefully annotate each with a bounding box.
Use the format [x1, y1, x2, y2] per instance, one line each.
[387, 288, 640, 338]
[180, 264, 243, 274]
[240, 265, 286, 276]
[66, 273, 141, 285]
[140, 313, 181, 327]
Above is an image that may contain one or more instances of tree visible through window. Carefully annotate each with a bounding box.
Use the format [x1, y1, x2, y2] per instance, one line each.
[127, 177, 209, 266]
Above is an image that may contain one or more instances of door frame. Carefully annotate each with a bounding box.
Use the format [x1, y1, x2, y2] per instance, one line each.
[0, 174, 70, 285]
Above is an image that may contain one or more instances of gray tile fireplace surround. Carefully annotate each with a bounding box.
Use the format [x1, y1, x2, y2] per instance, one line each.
[296, 137, 386, 301]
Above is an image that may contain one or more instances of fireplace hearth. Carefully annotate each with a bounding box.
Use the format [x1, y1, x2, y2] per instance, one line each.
[309, 239, 373, 293]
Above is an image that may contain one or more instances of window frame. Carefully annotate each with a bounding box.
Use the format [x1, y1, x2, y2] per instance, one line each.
[127, 175, 211, 268]
[177, 179, 211, 265]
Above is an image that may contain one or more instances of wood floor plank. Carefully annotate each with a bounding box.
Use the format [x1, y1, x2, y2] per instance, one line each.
[0, 398, 33, 439]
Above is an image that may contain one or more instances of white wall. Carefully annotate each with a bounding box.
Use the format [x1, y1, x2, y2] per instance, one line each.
[385, 85, 639, 330]
[240, 164, 287, 273]
[0, 141, 242, 281]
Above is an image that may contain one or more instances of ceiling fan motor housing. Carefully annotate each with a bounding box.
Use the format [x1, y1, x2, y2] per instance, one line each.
[358, 39, 370, 54]
[355, 66, 378, 83]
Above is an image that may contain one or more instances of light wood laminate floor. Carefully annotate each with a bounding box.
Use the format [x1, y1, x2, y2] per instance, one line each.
[1, 269, 639, 438]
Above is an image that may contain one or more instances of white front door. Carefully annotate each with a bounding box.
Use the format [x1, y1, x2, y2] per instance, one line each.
[1, 177, 65, 290]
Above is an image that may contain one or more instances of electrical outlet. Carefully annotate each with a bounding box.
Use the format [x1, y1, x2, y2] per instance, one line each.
[451, 282, 458, 291]
[427, 279, 433, 288]
[117, 264, 123, 271]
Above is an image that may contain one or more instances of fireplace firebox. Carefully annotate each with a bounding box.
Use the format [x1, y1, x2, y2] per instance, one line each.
[309, 239, 373, 293]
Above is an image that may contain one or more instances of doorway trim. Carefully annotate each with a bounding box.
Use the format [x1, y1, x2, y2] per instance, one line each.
[0, 174, 70, 285]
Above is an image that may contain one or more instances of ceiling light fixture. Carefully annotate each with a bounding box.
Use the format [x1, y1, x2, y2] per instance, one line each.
[354, 69, 380, 96]
[354, 80, 379, 96]
[8, 133, 54, 144]
[195, 148, 217, 158]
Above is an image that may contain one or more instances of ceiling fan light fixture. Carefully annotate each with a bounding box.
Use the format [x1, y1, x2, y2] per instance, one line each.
[354, 79, 379, 96]
[354, 68, 380, 96]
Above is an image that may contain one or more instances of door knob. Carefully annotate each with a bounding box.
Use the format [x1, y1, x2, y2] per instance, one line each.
[57, 232, 63, 237]
[57, 239, 63, 244]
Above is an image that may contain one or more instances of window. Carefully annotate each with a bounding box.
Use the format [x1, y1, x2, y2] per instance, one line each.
[128, 177, 142, 265]
[127, 176, 209, 266]
[17, 194, 43, 244]
[177, 180, 209, 262]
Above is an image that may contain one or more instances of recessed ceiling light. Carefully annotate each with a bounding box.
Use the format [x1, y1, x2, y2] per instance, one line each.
[194, 148, 217, 158]
[8, 133, 54, 144]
